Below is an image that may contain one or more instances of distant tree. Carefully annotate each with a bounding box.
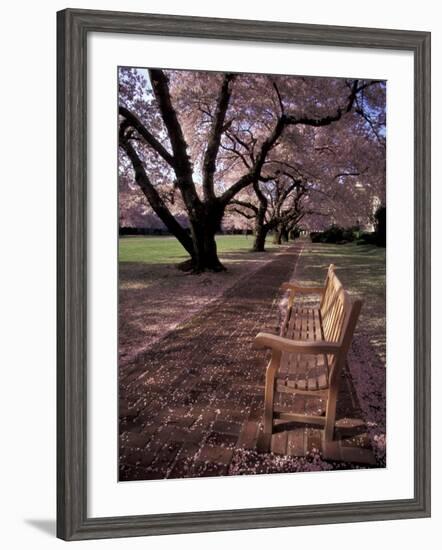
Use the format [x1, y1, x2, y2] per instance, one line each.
[229, 172, 307, 251]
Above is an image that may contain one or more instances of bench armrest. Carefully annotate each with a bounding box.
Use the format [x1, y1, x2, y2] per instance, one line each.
[253, 332, 341, 355]
[280, 281, 324, 294]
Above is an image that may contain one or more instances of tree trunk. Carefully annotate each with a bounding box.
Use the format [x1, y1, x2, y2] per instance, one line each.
[252, 226, 268, 252]
[188, 206, 226, 272]
[252, 206, 268, 252]
[272, 223, 289, 244]
[289, 226, 300, 240]
[190, 228, 225, 272]
[272, 228, 282, 245]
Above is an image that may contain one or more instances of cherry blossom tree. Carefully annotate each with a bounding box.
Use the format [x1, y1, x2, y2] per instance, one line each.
[119, 67, 384, 270]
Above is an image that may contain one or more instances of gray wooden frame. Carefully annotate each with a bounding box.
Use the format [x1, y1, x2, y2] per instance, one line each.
[57, 8, 431, 541]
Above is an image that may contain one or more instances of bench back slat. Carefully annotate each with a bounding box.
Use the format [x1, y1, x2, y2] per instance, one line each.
[329, 292, 363, 385]
[318, 265, 363, 387]
[320, 265, 345, 342]
[319, 266, 362, 373]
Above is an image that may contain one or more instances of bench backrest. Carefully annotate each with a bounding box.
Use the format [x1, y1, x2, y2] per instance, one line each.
[320, 265, 345, 342]
[320, 265, 363, 380]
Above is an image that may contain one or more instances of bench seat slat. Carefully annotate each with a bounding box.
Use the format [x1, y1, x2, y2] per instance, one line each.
[278, 304, 329, 392]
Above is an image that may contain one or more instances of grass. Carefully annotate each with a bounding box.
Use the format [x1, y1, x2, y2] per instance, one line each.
[119, 234, 276, 264]
[294, 242, 386, 301]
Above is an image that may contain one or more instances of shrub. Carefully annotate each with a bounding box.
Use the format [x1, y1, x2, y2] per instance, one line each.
[310, 208, 386, 248]
[323, 226, 344, 243]
[356, 206, 386, 247]
[356, 232, 378, 245]
[310, 225, 358, 244]
[310, 231, 322, 243]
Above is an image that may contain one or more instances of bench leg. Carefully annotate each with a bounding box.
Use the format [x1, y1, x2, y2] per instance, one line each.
[263, 371, 274, 438]
[323, 388, 338, 443]
[262, 350, 281, 452]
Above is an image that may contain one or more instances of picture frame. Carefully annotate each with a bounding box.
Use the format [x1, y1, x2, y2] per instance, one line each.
[57, 7, 431, 541]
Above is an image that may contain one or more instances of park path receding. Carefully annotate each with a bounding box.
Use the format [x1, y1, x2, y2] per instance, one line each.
[119, 243, 373, 481]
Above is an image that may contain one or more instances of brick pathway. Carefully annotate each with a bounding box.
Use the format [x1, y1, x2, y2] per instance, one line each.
[119, 244, 375, 481]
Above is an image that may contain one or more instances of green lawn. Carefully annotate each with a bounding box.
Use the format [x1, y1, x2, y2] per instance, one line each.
[294, 242, 385, 301]
[119, 234, 275, 264]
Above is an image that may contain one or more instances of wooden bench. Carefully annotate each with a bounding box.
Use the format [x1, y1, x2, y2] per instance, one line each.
[253, 264, 363, 452]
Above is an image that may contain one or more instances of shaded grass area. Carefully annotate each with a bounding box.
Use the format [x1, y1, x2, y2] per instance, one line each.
[118, 235, 284, 366]
[294, 243, 386, 297]
[119, 235, 276, 264]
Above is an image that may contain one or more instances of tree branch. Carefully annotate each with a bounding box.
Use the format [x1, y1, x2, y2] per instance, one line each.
[230, 199, 259, 214]
[229, 208, 256, 220]
[220, 137, 251, 169]
[355, 104, 386, 148]
[333, 172, 360, 180]
[272, 81, 285, 115]
[220, 116, 287, 205]
[225, 128, 254, 158]
[219, 79, 377, 207]
[119, 106, 175, 167]
[283, 79, 370, 127]
[202, 73, 236, 200]
[252, 181, 268, 210]
[119, 138, 194, 256]
[149, 69, 201, 208]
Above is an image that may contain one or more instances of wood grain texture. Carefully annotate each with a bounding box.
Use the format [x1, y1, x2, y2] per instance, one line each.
[56, 8, 431, 541]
